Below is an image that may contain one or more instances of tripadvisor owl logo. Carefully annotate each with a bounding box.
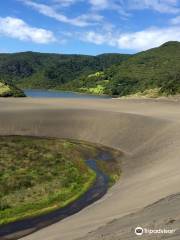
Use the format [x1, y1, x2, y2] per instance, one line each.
[135, 227, 144, 236]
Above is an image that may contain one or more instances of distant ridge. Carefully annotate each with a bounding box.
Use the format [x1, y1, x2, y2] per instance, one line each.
[160, 41, 180, 47]
[0, 52, 130, 90]
[0, 41, 179, 97]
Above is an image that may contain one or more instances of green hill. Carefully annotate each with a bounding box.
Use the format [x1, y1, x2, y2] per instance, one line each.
[65, 41, 180, 97]
[105, 41, 180, 96]
[0, 52, 130, 89]
[0, 42, 179, 97]
[0, 80, 25, 97]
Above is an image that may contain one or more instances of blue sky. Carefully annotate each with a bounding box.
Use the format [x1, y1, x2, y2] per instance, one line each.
[0, 0, 180, 55]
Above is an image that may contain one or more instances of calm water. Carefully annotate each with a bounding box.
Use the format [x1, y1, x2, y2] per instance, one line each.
[24, 89, 110, 99]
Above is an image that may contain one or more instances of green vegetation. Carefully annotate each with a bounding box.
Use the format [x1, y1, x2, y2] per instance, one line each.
[121, 88, 161, 98]
[0, 137, 96, 225]
[1, 41, 179, 97]
[103, 41, 180, 97]
[0, 137, 121, 225]
[0, 80, 25, 97]
[0, 52, 129, 89]
[62, 71, 109, 95]
[80, 85, 105, 95]
[62, 41, 180, 97]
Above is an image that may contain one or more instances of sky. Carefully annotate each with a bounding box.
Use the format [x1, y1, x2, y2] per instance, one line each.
[0, 0, 180, 55]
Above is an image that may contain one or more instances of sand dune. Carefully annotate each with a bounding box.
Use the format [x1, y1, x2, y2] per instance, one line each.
[0, 97, 180, 240]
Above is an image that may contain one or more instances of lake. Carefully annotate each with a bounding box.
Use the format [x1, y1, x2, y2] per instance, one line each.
[24, 89, 110, 99]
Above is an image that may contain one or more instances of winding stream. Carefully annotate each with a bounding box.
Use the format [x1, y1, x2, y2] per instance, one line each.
[0, 150, 115, 240]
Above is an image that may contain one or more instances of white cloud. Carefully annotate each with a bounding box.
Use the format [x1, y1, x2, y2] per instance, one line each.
[16, 0, 180, 51]
[87, 0, 180, 14]
[21, 0, 103, 27]
[52, 0, 84, 7]
[53, 0, 80, 7]
[19, 0, 180, 21]
[128, 0, 180, 14]
[89, 0, 109, 10]
[89, 0, 129, 17]
[81, 31, 107, 45]
[0, 16, 56, 43]
[116, 26, 180, 50]
[81, 26, 180, 51]
[171, 15, 180, 24]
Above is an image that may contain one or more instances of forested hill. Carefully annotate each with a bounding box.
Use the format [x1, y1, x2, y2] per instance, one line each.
[66, 41, 180, 97]
[104, 41, 180, 96]
[0, 41, 180, 97]
[0, 52, 130, 89]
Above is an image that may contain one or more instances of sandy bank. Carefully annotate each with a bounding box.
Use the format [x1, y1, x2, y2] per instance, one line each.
[0, 97, 180, 240]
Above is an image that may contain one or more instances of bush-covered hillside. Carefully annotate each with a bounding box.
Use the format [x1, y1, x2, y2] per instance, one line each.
[0, 80, 25, 97]
[64, 41, 180, 96]
[105, 41, 180, 96]
[0, 52, 130, 89]
[1, 41, 180, 97]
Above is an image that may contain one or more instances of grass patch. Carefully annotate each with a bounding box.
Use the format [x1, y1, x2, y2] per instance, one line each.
[0, 81, 25, 97]
[121, 88, 162, 99]
[0, 136, 96, 225]
[0, 82, 11, 95]
[80, 85, 105, 95]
